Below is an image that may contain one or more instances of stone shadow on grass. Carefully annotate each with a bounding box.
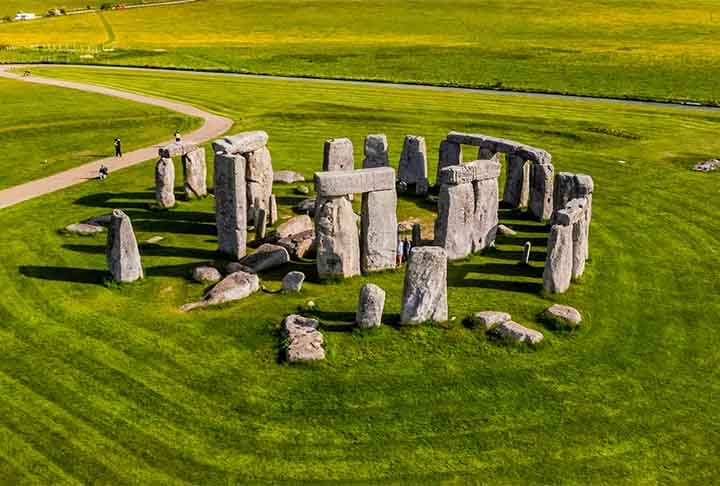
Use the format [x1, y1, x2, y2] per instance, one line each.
[74, 191, 154, 209]
[123, 209, 215, 224]
[63, 243, 218, 260]
[19, 265, 106, 285]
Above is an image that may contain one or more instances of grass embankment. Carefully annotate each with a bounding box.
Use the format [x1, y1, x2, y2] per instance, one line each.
[0, 76, 199, 189]
[2, 0, 720, 104]
[1, 67, 719, 483]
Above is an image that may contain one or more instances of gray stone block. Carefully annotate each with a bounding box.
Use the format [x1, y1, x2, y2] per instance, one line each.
[182, 148, 207, 199]
[472, 311, 511, 330]
[283, 315, 325, 362]
[437, 140, 462, 183]
[434, 182, 475, 259]
[398, 135, 427, 185]
[401, 246, 448, 324]
[356, 283, 385, 328]
[472, 177, 499, 251]
[245, 146, 273, 223]
[543, 223, 573, 293]
[437, 159, 501, 185]
[503, 152, 529, 207]
[363, 134, 389, 168]
[553, 172, 577, 211]
[214, 153, 247, 259]
[494, 321, 544, 344]
[159, 141, 198, 158]
[107, 209, 143, 283]
[238, 243, 289, 273]
[181, 271, 260, 312]
[323, 138, 354, 172]
[315, 196, 361, 278]
[529, 163, 554, 220]
[361, 189, 397, 273]
[314, 167, 395, 197]
[155, 157, 175, 209]
[221, 130, 268, 154]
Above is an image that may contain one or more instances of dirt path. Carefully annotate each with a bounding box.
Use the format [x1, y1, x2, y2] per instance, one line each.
[0, 66, 233, 210]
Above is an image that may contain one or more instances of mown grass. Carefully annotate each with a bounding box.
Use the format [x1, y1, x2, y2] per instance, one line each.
[0, 67, 719, 483]
[2, 0, 720, 104]
[0, 76, 199, 188]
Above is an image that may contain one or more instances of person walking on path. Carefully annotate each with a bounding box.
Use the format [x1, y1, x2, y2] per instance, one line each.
[98, 164, 108, 180]
[114, 138, 122, 158]
[397, 239, 404, 265]
[174, 130, 181, 142]
[403, 237, 412, 263]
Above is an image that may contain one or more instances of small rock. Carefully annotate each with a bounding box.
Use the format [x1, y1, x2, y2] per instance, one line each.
[274, 170, 305, 183]
[295, 198, 317, 216]
[494, 321, 544, 344]
[693, 159, 720, 172]
[356, 283, 385, 328]
[282, 271, 305, 292]
[65, 223, 104, 235]
[543, 304, 582, 327]
[472, 311, 511, 330]
[145, 236, 164, 244]
[181, 270, 260, 311]
[295, 185, 310, 195]
[237, 243, 290, 272]
[283, 314, 325, 362]
[192, 265, 222, 284]
[275, 215, 314, 239]
[497, 224, 517, 236]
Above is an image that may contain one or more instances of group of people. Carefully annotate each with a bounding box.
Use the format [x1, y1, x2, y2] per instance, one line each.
[102, 131, 182, 180]
[396, 237, 413, 265]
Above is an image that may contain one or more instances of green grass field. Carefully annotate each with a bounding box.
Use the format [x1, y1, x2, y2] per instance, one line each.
[0, 76, 198, 189]
[0, 66, 717, 483]
[2, 0, 720, 104]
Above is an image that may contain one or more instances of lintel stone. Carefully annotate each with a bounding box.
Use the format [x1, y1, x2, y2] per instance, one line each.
[437, 159, 501, 185]
[314, 167, 395, 197]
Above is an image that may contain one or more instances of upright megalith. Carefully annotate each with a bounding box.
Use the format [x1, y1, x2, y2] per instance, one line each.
[542, 222, 573, 293]
[398, 135, 428, 192]
[553, 172, 577, 211]
[401, 246, 448, 324]
[529, 163, 554, 220]
[214, 152, 247, 259]
[323, 138, 354, 172]
[315, 196, 361, 278]
[363, 134, 389, 168]
[437, 140, 462, 183]
[182, 148, 207, 199]
[361, 189, 397, 273]
[268, 194, 278, 225]
[356, 283, 385, 328]
[434, 182, 475, 259]
[472, 175, 499, 251]
[107, 209, 143, 283]
[155, 157, 175, 209]
[245, 146, 273, 223]
[503, 151, 529, 207]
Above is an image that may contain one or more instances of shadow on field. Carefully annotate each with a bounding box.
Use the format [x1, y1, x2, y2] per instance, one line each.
[488, 249, 547, 263]
[123, 209, 215, 224]
[74, 191, 153, 209]
[19, 265, 105, 285]
[456, 278, 543, 293]
[63, 243, 218, 260]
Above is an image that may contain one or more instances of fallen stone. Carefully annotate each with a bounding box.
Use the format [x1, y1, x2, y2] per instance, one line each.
[694, 159, 720, 172]
[192, 265, 222, 283]
[543, 223, 573, 293]
[65, 223, 104, 236]
[472, 311, 511, 330]
[356, 283, 385, 328]
[283, 314, 325, 362]
[282, 271, 306, 292]
[237, 243, 290, 273]
[295, 198, 317, 216]
[106, 209, 143, 283]
[274, 170, 305, 184]
[497, 224, 516, 236]
[494, 321, 544, 344]
[181, 270, 260, 311]
[276, 215, 314, 239]
[314, 167, 395, 197]
[277, 229, 316, 259]
[363, 134, 389, 168]
[225, 262, 255, 274]
[400, 246, 448, 324]
[543, 304, 582, 327]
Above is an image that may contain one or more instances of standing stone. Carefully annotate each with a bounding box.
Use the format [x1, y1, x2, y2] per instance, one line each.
[412, 223, 422, 246]
[315, 196, 361, 278]
[503, 152, 529, 207]
[323, 138, 354, 171]
[363, 134, 389, 168]
[401, 246, 448, 324]
[398, 135, 428, 185]
[255, 207, 267, 241]
[356, 283, 385, 328]
[543, 223, 573, 293]
[572, 213, 588, 279]
[434, 182, 475, 259]
[553, 172, 577, 211]
[472, 177, 499, 251]
[214, 153, 247, 259]
[106, 209, 143, 283]
[478, 147, 497, 160]
[574, 174, 594, 233]
[155, 157, 175, 209]
[182, 148, 207, 199]
[437, 140, 462, 184]
[522, 241, 532, 265]
[246, 146, 273, 223]
[361, 189, 397, 273]
[529, 163, 554, 220]
[268, 194, 278, 225]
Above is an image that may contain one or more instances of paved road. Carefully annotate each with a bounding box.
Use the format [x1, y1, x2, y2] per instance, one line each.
[0, 65, 233, 209]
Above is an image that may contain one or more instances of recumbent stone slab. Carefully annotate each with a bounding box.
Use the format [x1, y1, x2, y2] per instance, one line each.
[238, 243, 289, 273]
[472, 311, 511, 330]
[181, 270, 260, 312]
[544, 304, 582, 326]
[494, 321, 544, 344]
[283, 314, 325, 362]
[314, 167, 395, 197]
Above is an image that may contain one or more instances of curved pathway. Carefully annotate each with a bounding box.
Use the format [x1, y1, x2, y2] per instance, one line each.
[0, 65, 233, 209]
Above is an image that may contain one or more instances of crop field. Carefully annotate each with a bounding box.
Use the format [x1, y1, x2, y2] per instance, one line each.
[0, 66, 717, 483]
[1, 1, 720, 103]
[0, 75, 198, 189]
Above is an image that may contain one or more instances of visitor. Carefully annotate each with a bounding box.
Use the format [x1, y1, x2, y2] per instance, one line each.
[98, 164, 109, 180]
[403, 237, 412, 262]
[174, 130, 181, 142]
[397, 239, 404, 265]
[114, 138, 122, 158]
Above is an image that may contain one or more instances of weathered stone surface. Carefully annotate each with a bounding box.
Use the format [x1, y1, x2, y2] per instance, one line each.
[225, 262, 254, 274]
[282, 271, 305, 292]
[553, 172, 577, 211]
[494, 321, 544, 344]
[269, 194, 278, 225]
[412, 223, 422, 246]
[472, 311, 511, 330]
[277, 229, 315, 260]
[182, 148, 207, 199]
[529, 163, 554, 220]
[472, 177, 499, 251]
[274, 170, 305, 184]
[314, 167, 395, 197]
[437, 140, 462, 183]
[192, 265, 222, 283]
[400, 246, 448, 324]
[276, 215, 314, 239]
[323, 138, 354, 172]
[553, 198, 586, 226]
[437, 159, 501, 186]
[503, 152, 529, 207]
[65, 223, 104, 235]
[522, 241, 532, 265]
[238, 243, 289, 273]
[106, 209, 143, 283]
[497, 224, 516, 236]
[356, 283, 385, 328]
[159, 141, 198, 158]
[283, 314, 325, 362]
[361, 189, 397, 273]
[315, 196, 361, 278]
[543, 223, 573, 293]
[398, 135, 428, 185]
[574, 173, 594, 230]
[254, 208, 267, 241]
[572, 214, 588, 279]
[434, 183, 475, 259]
[246, 146, 273, 223]
[544, 304, 582, 326]
[295, 198, 316, 216]
[446, 132, 551, 164]
[363, 134, 389, 168]
[220, 130, 268, 154]
[155, 157, 176, 209]
[83, 214, 112, 227]
[181, 271, 260, 311]
[214, 153, 247, 259]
